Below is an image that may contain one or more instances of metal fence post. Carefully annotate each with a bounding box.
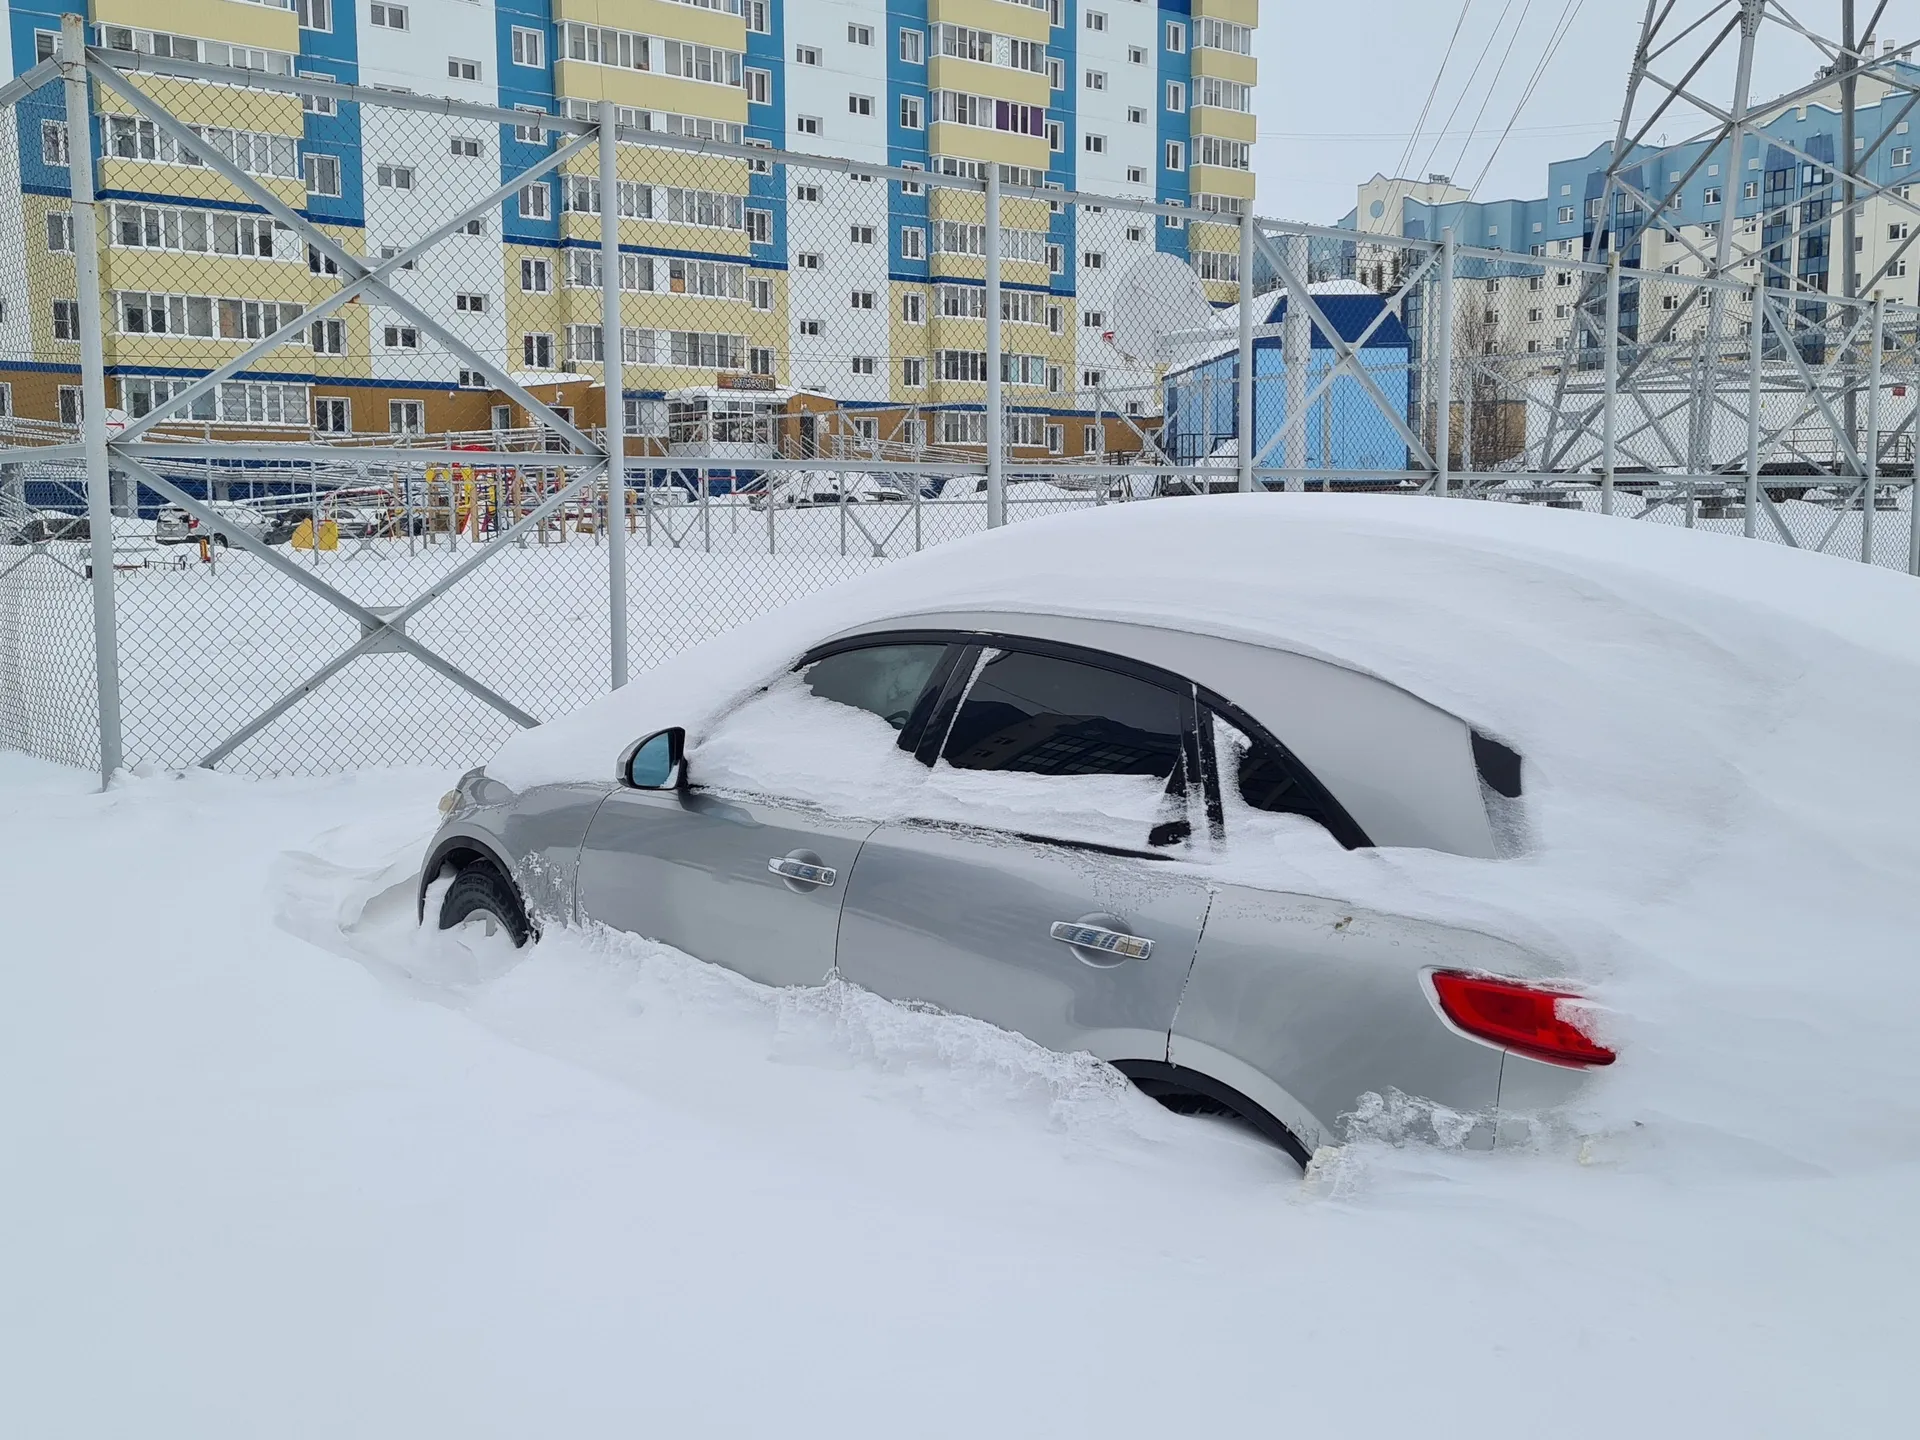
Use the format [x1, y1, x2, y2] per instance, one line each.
[1863, 291, 1884, 565]
[984, 168, 1005, 527]
[599, 99, 628, 688]
[1282, 232, 1309, 492]
[1434, 227, 1455, 496]
[1237, 213, 1256, 492]
[62, 13, 123, 784]
[1745, 279, 1765, 540]
[1602, 249, 1621, 515]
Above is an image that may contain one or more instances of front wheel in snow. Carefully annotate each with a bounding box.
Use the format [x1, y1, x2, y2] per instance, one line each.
[438, 861, 532, 948]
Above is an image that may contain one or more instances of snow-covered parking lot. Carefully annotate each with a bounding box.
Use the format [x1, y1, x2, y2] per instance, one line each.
[3, 750, 1916, 1438]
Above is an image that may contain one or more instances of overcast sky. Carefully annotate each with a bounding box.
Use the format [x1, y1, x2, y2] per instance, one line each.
[1250, 1, 1896, 223]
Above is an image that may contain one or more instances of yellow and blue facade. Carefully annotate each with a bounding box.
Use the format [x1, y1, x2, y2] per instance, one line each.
[2, 0, 1257, 450]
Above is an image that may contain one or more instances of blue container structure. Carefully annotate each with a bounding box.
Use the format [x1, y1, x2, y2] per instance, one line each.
[1161, 282, 1413, 478]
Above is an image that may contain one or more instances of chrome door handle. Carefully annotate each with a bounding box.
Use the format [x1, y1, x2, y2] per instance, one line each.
[1050, 921, 1152, 961]
[768, 856, 836, 887]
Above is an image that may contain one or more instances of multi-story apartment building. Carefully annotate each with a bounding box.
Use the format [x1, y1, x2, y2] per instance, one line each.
[1344, 50, 1920, 367]
[0, 0, 1259, 458]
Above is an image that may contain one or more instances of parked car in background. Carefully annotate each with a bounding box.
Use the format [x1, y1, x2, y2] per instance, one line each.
[3, 510, 89, 545]
[154, 502, 276, 548]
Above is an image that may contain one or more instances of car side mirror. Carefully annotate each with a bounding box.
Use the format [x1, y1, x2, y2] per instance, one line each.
[621, 727, 687, 791]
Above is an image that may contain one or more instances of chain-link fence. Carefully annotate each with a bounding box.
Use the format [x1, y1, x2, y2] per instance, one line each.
[3, 35, 1916, 782]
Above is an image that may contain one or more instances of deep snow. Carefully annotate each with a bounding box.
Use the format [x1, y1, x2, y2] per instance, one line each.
[2, 753, 1917, 1438]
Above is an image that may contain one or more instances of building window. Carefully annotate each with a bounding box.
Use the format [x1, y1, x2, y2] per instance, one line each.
[382, 325, 420, 349]
[747, 209, 772, 244]
[850, 224, 875, 244]
[902, 292, 925, 324]
[513, 106, 549, 144]
[900, 28, 924, 64]
[1165, 81, 1185, 112]
[304, 154, 341, 197]
[52, 300, 81, 342]
[795, 183, 820, 202]
[1047, 57, 1064, 88]
[370, 3, 408, 31]
[900, 95, 923, 129]
[375, 163, 415, 189]
[389, 400, 425, 434]
[33, 29, 57, 62]
[798, 319, 822, 336]
[523, 333, 554, 369]
[310, 319, 345, 354]
[521, 258, 552, 292]
[749, 347, 775, 375]
[1085, 134, 1106, 154]
[314, 396, 349, 432]
[1081, 369, 1104, 390]
[519, 183, 551, 219]
[902, 226, 925, 260]
[1083, 250, 1105, 269]
[1046, 121, 1064, 152]
[851, 290, 876, 309]
[41, 120, 69, 166]
[796, 251, 822, 269]
[1127, 107, 1146, 124]
[797, 114, 821, 136]
[1086, 70, 1107, 90]
[511, 26, 543, 67]
[796, 44, 821, 65]
[1896, 146, 1913, 167]
[902, 356, 925, 388]
[1165, 140, 1185, 171]
[458, 218, 484, 237]
[455, 292, 487, 313]
[1086, 11, 1108, 32]
[850, 94, 874, 117]
[1703, 186, 1722, 205]
[747, 1, 770, 35]
[746, 67, 771, 104]
[1165, 20, 1186, 51]
[46, 212, 74, 253]
[299, 70, 337, 114]
[848, 23, 872, 44]
[448, 57, 481, 82]
[851, 356, 877, 375]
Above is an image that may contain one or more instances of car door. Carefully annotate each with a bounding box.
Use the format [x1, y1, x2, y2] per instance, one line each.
[575, 639, 959, 990]
[833, 641, 1215, 1063]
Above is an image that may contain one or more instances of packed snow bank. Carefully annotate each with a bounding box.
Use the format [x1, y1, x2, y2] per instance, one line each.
[487, 497, 1920, 1177]
[4, 760, 1917, 1436]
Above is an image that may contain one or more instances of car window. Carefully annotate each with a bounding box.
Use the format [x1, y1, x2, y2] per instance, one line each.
[927, 647, 1192, 850]
[1209, 712, 1350, 845]
[688, 643, 949, 810]
[799, 644, 946, 731]
[941, 649, 1186, 778]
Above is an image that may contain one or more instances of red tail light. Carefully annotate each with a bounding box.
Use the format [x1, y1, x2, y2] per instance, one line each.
[1429, 971, 1615, 1068]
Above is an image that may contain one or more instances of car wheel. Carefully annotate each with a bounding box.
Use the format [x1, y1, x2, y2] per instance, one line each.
[213, 533, 230, 549]
[438, 860, 532, 948]
[1113, 1060, 1313, 1168]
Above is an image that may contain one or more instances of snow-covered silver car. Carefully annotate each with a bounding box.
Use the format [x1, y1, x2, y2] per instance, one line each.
[418, 509, 1606, 1164]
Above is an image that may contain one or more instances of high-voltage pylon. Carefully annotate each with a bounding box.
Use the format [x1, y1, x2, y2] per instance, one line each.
[1539, 1, 1920, 510]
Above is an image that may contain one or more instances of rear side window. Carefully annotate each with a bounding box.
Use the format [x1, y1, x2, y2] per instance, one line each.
[1209, 712, 1362, 847]
[941, 649, 1185, 779]
[801, 644, 947, 731]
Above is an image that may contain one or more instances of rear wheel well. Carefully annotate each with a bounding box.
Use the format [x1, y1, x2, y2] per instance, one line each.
[1113, 1059, 1313, 1169]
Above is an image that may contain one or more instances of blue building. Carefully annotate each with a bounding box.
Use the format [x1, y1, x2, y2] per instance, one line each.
[1161, 281, 1411, 473]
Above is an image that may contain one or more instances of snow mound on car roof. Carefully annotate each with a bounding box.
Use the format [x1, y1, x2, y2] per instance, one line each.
[490, 494, 1920, 1173]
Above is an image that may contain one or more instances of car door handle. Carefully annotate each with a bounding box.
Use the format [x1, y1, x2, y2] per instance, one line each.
[1050, 921, 1152, 961]
[768, 856, 836, 887]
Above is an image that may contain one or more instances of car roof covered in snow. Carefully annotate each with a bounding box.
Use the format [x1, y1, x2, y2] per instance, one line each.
[490, 493, 1920, 799]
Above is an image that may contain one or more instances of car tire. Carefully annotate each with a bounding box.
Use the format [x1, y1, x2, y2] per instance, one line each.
[438, 860, 532, 948]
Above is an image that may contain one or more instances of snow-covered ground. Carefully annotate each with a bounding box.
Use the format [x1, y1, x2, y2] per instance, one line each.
[3, 751, 1915, 1437]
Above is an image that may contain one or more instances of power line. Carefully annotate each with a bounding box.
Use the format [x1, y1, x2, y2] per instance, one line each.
[1417, 0, 1522, 182]
[1395, 0, 1478, 179]
[1468, 0, 1590, 197]
[1446, 0, 1540, 183]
